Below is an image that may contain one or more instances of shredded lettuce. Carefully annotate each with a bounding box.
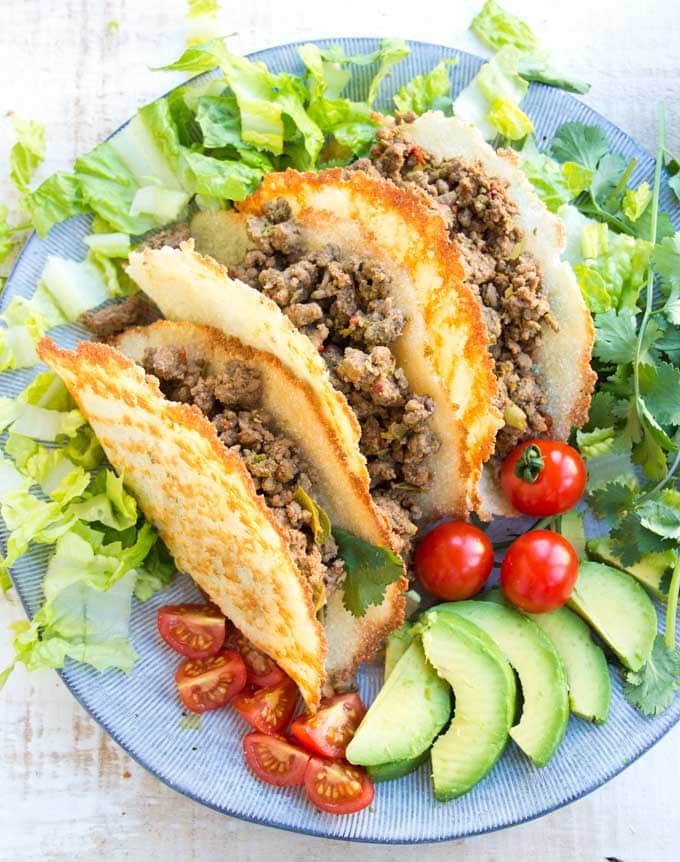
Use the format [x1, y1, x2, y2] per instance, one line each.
[23, 173, 86, 238]
[455, 46, 532, 140]
[393, 59, 458, 116]
[9, 116, 45, 193]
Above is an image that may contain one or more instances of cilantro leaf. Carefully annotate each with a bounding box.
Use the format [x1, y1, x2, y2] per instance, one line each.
[333, 527, 404, 617]
[550, 122, 609, 169]
[592, 308, 637, 364]
[637, 498, 680, 540]
[640, 361, 680, 426]
[670, 173, 680, 205]
[623, 635, 680, 716]
[588, 479, 637, 529]
[591, 152, 626, 203]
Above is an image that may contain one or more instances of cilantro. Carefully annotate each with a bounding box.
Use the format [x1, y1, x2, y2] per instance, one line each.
[550, 122, 609, 169]
[640, 362, 680, 426]
[623, 635, 680, 716]
[333, 528, 404, 617]
[592, 308, 637, 364]
[636, 498, 680, 540]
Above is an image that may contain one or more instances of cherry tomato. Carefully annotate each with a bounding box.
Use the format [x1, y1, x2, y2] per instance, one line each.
[413, 520, 494, 601]
[175, 648, 246, 713]
[233, 629, 288, 688]
[304, 757, 375, 815]
[290, 693, 366, 759]
[232, 677, 299, 734]
[242, 732, 310, 787]
[500, 530, 579, 613]
[157, 604, 226, 659]
[501, 440, 587, 517]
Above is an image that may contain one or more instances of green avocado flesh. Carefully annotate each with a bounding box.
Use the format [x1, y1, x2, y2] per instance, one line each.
[384, 623, 415, 681]
[586, 537, 674, 600]
[435, 600, 569, 766]
[367, 750, 429, 783]
[523, 602, 612, 723]
[346, 639, 450, 767]
[421, 613, 515, 801]
[568, 561, 657, 672]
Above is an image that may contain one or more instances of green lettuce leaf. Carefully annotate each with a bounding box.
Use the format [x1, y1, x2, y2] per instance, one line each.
[393, 59, 457, 115]
[487, 97, 533, 140]
[622, 182, 652, 222]
[517, 57, 591, 95]
[23, 173, 86, 238]
[470, 0, 540, 53]
[9, 116, 45, 193]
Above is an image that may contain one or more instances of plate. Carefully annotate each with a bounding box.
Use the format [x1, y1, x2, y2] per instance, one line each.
[3, 39, 680, 844]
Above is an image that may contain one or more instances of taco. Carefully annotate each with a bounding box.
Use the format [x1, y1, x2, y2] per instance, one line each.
[349, 111, 596, 514]
[127, 170, 501, 548]
[39, 321, 407, 708]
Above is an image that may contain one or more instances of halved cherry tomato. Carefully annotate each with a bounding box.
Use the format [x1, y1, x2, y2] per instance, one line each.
[500, 529, 579, 613]
[304, 757, 374, 815]
[232, 677, 299, 733]
[175, 648, 246, 713]
[242, 732, 310, 787]
[501, 439, 587, 517]
[233, 629, 287, 688]
[290, 693, 366, 759]
[413, 520, 494, 601]
[158, 604, 226, 659]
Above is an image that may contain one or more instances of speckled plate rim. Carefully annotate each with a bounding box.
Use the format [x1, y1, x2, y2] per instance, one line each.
[3, 38, 679, 844]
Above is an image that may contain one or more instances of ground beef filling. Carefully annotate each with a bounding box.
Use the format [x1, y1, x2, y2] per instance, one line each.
[141, 344, 345, 604]
[231, 199, 441, 560]
[351, 122, 558, 461]
[79, 295, 162, 340]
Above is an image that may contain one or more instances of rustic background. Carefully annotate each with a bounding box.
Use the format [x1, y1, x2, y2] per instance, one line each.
[1, 1, 679, 859]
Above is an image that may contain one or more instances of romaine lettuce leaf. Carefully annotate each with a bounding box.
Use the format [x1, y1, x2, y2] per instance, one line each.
[23, 173, 87, 238]
[471, 0, 540, 53]
[393, 59, 457, 116]
[9, 116, 45, 193]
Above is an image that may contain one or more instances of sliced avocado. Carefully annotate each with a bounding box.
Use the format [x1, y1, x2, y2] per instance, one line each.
[586, 537, 674, 600]
[435, 600, 569, 766]
[346, 639, 450, 767]
[384, 623, 415, 681]
[568, 561, 657, 672]
[421, 613, 515, 801]
[483, 588, 611, 723]
[367, 750, 429, 783]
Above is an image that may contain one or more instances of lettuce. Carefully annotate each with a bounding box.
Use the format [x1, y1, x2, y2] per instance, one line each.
[558, 204, 653, 313]
[23, 173, 86, 238]
[393, 59, 457, 116]
[471, 0, 540, 53]
[454, 46, 531, 140]
[180, 150, 262, 200]
[84, 232, 130, 258]
[0, 297, 46, 370]
[9, 116, 45, 193]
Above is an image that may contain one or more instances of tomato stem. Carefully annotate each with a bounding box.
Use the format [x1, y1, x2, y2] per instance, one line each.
[514, 444, 544, 483]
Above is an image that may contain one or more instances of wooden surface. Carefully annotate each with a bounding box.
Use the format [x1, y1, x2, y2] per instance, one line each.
[1, 1, 679, 859]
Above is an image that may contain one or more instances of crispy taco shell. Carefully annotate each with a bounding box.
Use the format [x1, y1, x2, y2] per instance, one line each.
[404, 113, 596, 515]
[144, 169, 501, 519]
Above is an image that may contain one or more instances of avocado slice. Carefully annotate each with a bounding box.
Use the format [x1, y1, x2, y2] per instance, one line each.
[421, 612, 515, 800]
[484, 588, 611, 723]
[346, 639, 450, 767]
[384, 623, 415, 681]
[434, 600, 569, 766]
[367, 750, 429, 783]
[568, 561, 657, 672]
[586, 537, 674, 600]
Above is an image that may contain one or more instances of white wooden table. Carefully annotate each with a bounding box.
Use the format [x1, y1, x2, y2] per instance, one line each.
[1, 1, 679, 859]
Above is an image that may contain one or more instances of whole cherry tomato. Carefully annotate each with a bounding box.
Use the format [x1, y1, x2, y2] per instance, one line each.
[501, 440, 587, 517]
[500, 530, 579, 613]
[413, 521, 494, 601]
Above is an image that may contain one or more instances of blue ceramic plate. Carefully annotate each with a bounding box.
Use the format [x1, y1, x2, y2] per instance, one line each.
[3, 39, 679, 844]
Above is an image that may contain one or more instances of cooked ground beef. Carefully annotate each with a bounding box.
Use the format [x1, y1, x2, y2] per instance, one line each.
[142, 222, 192, 250]
[351, 122, 557, 461]
[79, 295, 162, 340]
[141, 344, 344, 603]
[231, 198, 439, 561]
